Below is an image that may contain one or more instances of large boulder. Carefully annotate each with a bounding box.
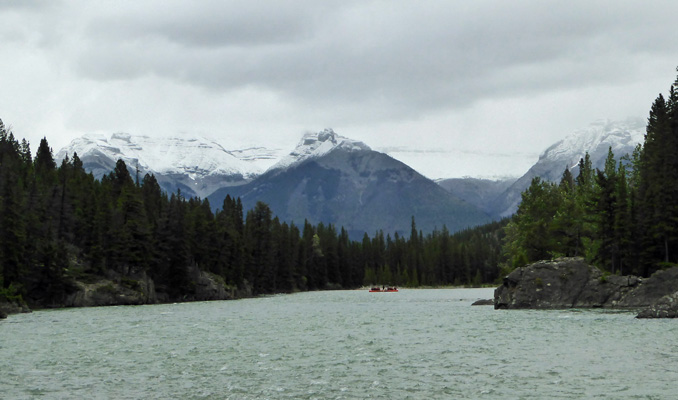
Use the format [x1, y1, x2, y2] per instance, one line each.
[494, 257, 678, 310]
[637, 291, 678, 318]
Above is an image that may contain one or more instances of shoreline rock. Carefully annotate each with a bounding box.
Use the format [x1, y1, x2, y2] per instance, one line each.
[637, 291, 678, 318]
[1, 266, 253, 319]
[0, 299, 31, 319]
[494, 257, 678, 316]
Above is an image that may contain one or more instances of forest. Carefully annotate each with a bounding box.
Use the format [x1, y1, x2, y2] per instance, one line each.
[0, 122, 505, 308]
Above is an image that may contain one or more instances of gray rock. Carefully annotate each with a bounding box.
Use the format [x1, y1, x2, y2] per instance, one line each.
[192, 271, 230, 301]
[471, 299, 494, 306]
[615, 268, 678, 308]
[65, 280, 148, 307]
[0, 300, 31, 318]
[495, 258, 607, 309]
[494, 257, 678, 311]
[637, 291, 678, 318]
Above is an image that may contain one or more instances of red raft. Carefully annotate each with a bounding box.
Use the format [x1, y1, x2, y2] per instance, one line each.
[369, 287, 399, 292]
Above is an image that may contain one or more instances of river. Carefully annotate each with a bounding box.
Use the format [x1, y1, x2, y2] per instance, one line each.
[1, 288, 677, 399]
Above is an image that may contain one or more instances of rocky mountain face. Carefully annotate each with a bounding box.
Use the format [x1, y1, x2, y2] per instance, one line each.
[448, 119, 645, 218]
[208, 129, 492, 238]
[56, 133, 281, 199]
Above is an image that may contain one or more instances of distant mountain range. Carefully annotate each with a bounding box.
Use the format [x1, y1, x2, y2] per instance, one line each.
[56, 119, 646, 236]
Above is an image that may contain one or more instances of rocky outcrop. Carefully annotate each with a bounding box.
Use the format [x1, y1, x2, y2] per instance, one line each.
[64, 270, 158, 307]
[186, 265, 235, 301]
[494, 257, 678, 312]
[65, 266, 240, 306]
[2, 265, 251, 317]
[637, 291, 678, 318]
[616, 268, 678, 307]
[0, 299, 31, 319]
[65, 279, 150, 307]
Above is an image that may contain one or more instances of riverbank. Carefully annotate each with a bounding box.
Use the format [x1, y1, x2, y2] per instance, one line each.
[0, 265, 255, 320]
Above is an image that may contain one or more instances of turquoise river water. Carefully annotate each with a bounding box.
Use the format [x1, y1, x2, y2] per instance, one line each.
[1, 288, 677, 399]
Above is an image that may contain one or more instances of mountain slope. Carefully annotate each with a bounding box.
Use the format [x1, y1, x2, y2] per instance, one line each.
[437, 177, 517, 216]
[208, 129, 491, 238]
[491, 119, 645, 217]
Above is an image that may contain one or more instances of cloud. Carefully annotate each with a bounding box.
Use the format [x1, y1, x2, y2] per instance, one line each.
[2, 0, 678, 178]
[62, 1, 678, 124]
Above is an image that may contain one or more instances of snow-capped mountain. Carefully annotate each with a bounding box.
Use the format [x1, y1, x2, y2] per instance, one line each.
[267, 128, 371, 173]
[56, 133, 283, 198]
[489, 118, 645, 217]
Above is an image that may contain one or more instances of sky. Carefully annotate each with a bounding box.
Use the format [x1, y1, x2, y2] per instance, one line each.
[1, 0, 677, 180]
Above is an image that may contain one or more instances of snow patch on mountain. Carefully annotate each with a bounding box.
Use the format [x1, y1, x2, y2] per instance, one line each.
[56, 133, 268, 179]
[267, 129, 371, 172]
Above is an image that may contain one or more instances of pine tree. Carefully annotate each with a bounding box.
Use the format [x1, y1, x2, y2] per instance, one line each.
[244, 202, 275, 294]
[503, 177, 563, 267]
[637, 93, 675, 273]
[595, 148, 618, 272]
[614, 161, 632, 274]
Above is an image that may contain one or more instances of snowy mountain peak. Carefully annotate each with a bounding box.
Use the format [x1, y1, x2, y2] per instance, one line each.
[540, 118, 645, 169]
[268, 129, 371, 172]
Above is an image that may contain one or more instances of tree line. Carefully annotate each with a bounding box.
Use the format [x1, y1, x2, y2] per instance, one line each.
[0, 121, 505, 307]
[503, 70, 678, 278]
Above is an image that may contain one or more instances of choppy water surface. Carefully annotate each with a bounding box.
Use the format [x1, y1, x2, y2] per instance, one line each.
[2, 288, 677, 399]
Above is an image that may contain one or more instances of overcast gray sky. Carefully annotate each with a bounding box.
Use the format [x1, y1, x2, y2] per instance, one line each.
[1, 0, 677, 179]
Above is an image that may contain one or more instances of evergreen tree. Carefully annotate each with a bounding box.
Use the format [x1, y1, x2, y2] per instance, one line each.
[637, 92, 677, 272]
[244, 202, 275, 294]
